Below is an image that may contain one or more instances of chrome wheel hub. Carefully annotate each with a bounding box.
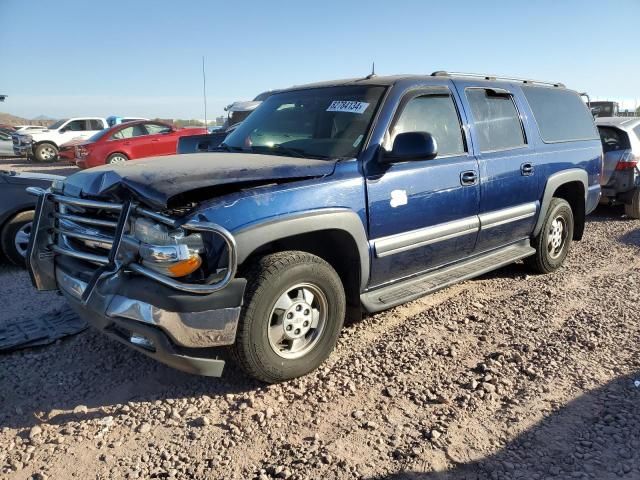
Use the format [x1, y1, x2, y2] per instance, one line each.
[109, 155, 126, 164]
[268, 283, 327, 359]
[41, 147, 55, 160]
[547, 216, 566, 259]
[14, 222, 32, 258]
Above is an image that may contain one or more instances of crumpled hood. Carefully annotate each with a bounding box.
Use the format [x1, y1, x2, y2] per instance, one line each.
[62, 152, 337, 209]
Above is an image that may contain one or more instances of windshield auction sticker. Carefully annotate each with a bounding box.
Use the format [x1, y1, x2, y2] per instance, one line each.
[326, 100, 370, 114]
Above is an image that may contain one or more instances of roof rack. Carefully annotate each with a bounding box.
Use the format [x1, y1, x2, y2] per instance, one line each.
[431, 71, 565, 88]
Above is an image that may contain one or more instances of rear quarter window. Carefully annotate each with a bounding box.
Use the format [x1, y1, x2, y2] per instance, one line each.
[522, 86, 598, 143]
[634, 125, 640, 143]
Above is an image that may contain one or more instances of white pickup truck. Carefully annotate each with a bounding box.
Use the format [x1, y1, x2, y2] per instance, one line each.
[12, 117, 108, 162]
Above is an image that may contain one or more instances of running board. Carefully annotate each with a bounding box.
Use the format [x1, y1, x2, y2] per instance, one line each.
[361, 240, 535, 313]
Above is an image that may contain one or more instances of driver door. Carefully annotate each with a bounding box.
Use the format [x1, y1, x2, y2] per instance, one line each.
[366, 88, 480, 288]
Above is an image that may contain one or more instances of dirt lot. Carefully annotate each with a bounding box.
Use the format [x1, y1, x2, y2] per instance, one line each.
[1, 158, 639, 480]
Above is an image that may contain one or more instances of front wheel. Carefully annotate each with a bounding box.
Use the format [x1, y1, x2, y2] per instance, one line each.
[1, 210, 34, 266]
[34, 143, 58, 162]
[526, 198, 574, 274]
[232, 251, 346, 383]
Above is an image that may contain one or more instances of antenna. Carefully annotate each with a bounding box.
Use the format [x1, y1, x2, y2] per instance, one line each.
[365, 62, 376, 80]
[202, 56, 208, 129]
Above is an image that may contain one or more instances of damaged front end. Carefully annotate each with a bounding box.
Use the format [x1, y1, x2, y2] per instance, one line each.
[26, 184, 246, 377]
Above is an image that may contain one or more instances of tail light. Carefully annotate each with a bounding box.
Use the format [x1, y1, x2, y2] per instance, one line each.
[615, 150, 638, 171]
[76, 145, 89, 158]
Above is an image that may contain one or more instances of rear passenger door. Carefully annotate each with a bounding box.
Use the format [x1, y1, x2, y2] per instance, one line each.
[366, 87, 480, 287]
[457, 83, 540, 253]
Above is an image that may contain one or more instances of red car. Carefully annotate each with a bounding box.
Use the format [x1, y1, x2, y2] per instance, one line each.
[71, 120, 208, 169]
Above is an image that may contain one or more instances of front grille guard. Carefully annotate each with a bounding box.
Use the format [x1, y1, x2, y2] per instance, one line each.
[26, 187, 238, 301]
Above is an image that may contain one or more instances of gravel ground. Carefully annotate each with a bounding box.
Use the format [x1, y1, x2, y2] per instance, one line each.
[0, 156, 77, 178]
[1, 158, 639, 479]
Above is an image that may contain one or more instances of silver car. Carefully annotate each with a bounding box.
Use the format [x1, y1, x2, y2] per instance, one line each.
[596, 117, 640, 218]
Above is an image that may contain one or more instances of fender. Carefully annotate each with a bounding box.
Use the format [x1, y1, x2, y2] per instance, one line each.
[233, 208, 370, 291]
[533, 168, 588, 237]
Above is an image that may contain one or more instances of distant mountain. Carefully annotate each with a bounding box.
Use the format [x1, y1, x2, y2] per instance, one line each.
[32, 114, 56, 120]
[0, 112, 56, 127]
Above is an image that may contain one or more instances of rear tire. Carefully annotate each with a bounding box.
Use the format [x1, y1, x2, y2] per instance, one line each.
[106, 153, 128, 165]
[624, 188, 640, 219]
[231, 251, 346, 383]
[526, 198, 574, 274]
[34, 142, 58, 162]
[1, 210, 34, 266]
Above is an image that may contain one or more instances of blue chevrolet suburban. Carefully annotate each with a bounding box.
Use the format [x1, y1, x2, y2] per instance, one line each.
[26, 72, 602, 382]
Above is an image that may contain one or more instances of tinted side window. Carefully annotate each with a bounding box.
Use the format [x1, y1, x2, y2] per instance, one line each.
[88, 120, 103, 130]
[465, 89, 525, 153]
[522, 86, 598, 142]
[65, 120, 88, 131]
[111, 125, 147, 140]
[145, 123, 173, 135]
[391, 94, 465, 157]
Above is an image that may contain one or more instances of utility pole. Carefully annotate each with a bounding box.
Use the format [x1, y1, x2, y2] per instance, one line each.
[202, 57, 208, 128]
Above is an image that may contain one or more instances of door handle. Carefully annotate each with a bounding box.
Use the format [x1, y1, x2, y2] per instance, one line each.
[521, 163, 534, 176]
[460, 170, 478, 186]
[151, 138, 159, 142]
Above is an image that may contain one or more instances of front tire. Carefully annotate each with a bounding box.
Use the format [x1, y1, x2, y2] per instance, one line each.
[526, 198, 574, 274]
[624, 188, 640, 219]
[1, 211, 34, 266]
[232, 251, 346, 383]
[34, 143, 58, 162]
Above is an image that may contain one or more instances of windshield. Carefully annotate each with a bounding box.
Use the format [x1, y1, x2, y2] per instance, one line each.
[48, 119, 68, 130]
[223, 85, 385, 159]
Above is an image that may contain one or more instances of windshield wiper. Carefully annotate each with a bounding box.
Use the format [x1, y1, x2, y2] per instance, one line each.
[251, 144, 329, 160]
[217, 142, 244, 153]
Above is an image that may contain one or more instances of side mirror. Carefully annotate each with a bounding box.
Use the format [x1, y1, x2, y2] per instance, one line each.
[382, 132, 438, 163]
[59, 128, 67, 133]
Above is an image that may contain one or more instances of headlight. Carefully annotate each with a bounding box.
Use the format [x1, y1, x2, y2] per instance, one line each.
[21, 134, 33, 144]
[133, 217, 205, 277]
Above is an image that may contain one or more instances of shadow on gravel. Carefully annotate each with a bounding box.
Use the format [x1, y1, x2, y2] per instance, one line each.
[586, 205, 627, 223]
[1, 330, 262, 431]
[618, 229, 640, 248]
[369, 372, 640, 480]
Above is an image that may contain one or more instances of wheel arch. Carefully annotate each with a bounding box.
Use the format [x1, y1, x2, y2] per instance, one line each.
[34, 140, 59, 149]
[534, 169, 587, 240]
[233, 209, 370, 309]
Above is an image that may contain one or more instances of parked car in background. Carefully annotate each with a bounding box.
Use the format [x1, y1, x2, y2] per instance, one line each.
[15, 125, 48, 133]
[590, 101, 619, 118]
[12, 117, 108, 162]
[27, 72, 601, 382]
[0, 130, 15, 156]
[72, 120, 207, 169]
[0, 170, 63, 265]
[596, 117, 640, 217]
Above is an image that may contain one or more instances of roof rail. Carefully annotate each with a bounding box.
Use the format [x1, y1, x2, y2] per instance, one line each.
[431, 71, 565, 88]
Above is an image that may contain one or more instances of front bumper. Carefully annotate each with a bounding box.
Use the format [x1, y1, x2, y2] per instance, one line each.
[26, 189, 245, 377]
[13, 143, 33, 157]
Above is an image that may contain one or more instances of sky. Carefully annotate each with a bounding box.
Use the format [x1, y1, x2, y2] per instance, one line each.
[1, 0, 639, 120]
